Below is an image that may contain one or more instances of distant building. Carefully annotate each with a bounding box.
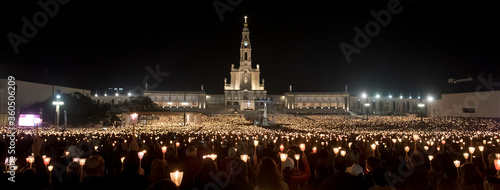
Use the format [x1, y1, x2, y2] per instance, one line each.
[430, 91, 500, 118]
[0, 79, 91, 125]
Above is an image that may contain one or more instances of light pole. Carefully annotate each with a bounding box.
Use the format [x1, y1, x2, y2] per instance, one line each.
[364, 103, 370, 120]
[182, 102, 188, 126]
[418, 103, 425, 126]
[52, 95, 64, 131]
[130, 113, 138, 135]
[427, 95, 434, 117]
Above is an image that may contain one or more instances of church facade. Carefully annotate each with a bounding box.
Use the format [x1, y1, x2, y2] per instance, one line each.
[109, 17, 419, 115]
[138, 16, 352, 113]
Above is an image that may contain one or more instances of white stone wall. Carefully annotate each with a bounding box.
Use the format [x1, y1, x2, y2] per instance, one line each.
[431, 91, 500, 118]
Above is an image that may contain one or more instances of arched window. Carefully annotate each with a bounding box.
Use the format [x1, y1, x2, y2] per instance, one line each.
[245, 52, 247, 60]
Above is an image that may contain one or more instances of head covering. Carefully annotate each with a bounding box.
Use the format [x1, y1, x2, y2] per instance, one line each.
[228, 147, 237, 158]
[283, 158, 295, 170]
[347, 164, 364, 176]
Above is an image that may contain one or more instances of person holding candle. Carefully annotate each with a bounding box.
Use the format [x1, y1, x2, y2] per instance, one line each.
[427, 158, 448, 190]
[220, 147, 237, 174]
[116, 150, 150, 190]
[225, 158, 253, 190]
[148, 159, 170, 184]
[179, 146, 201, 190]
[79, 155, 111, 190]
[193, 158, 220, 190]
[346, 143, 361, 166]
[59, 162, 81, 190]
[283, 153, 311, 190]
[458, 163, 485, 190]
[364, 156, 380, 189]
[319, 156, 363, 190]
[255, 157, 289, 190]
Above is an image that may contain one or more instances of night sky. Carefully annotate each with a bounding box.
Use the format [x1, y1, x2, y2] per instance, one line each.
[1, 0, 499, 97]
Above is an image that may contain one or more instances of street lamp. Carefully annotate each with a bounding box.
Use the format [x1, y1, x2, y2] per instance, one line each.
[52, 95, 64, 131]
[364, 103, 370, 120]
[418, 103, 425, 126]
[182, 102, 188, 126]
[130, 113, 138, 135]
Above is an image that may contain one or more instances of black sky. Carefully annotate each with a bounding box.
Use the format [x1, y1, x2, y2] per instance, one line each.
[1, 0, 499, 97]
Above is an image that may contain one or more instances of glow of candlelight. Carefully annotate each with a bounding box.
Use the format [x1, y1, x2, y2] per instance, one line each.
[79, 158, 86, 166]
[294, 154, 300, 160]
[454, 160, 460, 168]
[280, 153, 288, 162]
[468, 147, 475, 154]
[240, 154, 248, 162]
[162, 146, 167, 153]
[333, 147, 339, 155]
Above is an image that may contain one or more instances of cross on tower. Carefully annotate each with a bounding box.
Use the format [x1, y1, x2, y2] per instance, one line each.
[244, 16, 248, 24]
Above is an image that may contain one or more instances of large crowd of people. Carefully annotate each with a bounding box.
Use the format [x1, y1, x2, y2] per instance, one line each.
[1, 115, 500, 190]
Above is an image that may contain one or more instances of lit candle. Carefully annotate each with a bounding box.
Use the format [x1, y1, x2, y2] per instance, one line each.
[280, 153, 288, 162]
[210, 154, 217, 161]
[170, 171, 183, 187]
[48, 165, 53, 172]
[280, 145, 285, 152]
[428, 155, 433, 161]
[463, 153, 469, 161]
[478, 146, 484, 152]
[495, 159, 500, 171]
[138, 151, 144, 160]
[333, 147, 339, 155]
[73, 157, 80, 163]
[495, 153, 500, 159]
[65, 151, 69, 157]
[294, 154, 300, 160]
[405, 146, 410, 153]
[162, 146, 167, 153]
[176, 142, 180, 148]
[468, 147, 475, 154]
[240, 154, 248, 163]
[254, 140, 259, 147]
[370, 144, 376, 151]
[340, 150, 346, 157]
[312, 147, 317, 154]
[455, 159, 461, 178]
[424, 146, 429, 151]
[79, 158, 86, 166]
[299, 144, 305, 152]
[454, 160, 461, 168]
[43, 157, 51, 166]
